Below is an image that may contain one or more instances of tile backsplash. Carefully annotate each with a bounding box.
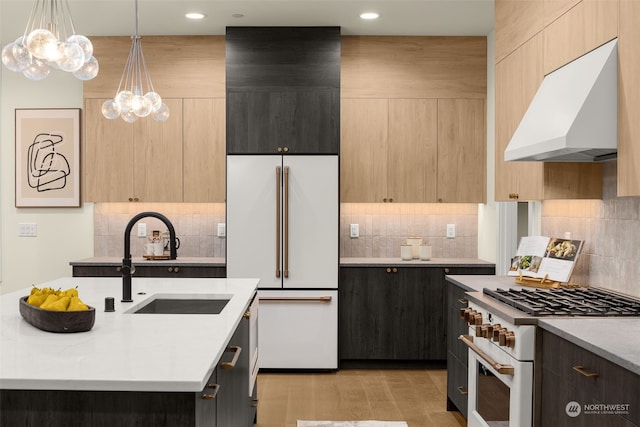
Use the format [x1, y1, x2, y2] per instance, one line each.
[94, 203, 226, 258]
[542, 161, 640, 297]
[94, 202, 479, 260]
[340, 203, 479, 258]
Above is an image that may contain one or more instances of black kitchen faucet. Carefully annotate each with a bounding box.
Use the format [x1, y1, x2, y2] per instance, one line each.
[121, 212, 178, 302]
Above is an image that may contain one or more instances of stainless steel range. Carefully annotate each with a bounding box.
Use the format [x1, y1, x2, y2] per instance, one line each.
[460, 285, 640, 427]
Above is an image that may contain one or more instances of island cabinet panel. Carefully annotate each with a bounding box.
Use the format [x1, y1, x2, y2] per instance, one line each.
[539, 329, 640, 427]
[72, 264, 226, 278]
[0, 388, 214, 427]
[445, 281, 471, 419]
[226, 27, 340, 155]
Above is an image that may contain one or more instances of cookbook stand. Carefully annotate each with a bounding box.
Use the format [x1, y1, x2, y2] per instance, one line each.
[515, 271, 562, 289]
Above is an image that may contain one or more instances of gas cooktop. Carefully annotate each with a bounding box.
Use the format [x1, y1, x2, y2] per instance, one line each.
[483, 287, 640, 317]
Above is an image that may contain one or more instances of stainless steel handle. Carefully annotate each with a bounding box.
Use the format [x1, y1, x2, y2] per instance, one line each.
[572, 365, 599, 379]
[201, 383, 220, 400]
[283, 166, 289, 278]
[457, 298, 468, 306]
[276, 166, 282, 279]
[457, 386, 468, 395]
[221, 346, 242, 370]
[259, 296, 332, 303]
[459, 335, 515, 375]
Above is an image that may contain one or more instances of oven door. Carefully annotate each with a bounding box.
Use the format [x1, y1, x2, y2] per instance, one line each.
[460, 335, 533, 427]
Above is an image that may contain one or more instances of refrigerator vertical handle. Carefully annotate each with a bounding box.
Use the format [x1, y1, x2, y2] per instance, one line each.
[276, 166, 281, 278]
[284, 166, 290, 278]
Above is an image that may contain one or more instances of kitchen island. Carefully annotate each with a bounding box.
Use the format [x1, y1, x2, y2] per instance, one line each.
[0, 276, 258, 426]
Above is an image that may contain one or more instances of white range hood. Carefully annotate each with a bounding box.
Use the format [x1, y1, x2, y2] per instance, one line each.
[504, 38, 618, 162]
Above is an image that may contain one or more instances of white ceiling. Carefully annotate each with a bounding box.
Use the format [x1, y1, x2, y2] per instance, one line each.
[1, 0, 494, 40]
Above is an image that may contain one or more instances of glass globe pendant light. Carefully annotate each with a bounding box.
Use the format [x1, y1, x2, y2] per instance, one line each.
[101, 0, 169, 123]
[1, 0, 99, 81]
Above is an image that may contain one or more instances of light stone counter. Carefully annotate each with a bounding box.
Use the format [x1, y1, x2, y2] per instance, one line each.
[0, 276, 257, 392]
[70, 256, 225, 267]
[340, 257, 495, 268]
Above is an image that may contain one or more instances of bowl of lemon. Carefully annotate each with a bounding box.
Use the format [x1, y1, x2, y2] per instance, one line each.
[19, 286, 95, 333]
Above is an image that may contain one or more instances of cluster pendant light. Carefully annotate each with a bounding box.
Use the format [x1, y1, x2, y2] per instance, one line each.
[1, 0, 99, 81]
[101, 0, 169, 123]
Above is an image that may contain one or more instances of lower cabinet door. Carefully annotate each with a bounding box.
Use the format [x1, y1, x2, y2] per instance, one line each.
[258, 290, 338, 369]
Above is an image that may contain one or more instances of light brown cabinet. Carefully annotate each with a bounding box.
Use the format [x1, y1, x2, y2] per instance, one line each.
[83, 98, 225, 203]
[83, 98, 183, 202]
[341, 98, 485, 203]
[183, 98, 226, 203]
[494, 6, 603, 201]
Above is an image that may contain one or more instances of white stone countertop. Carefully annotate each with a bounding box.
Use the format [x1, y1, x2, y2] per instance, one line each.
[340, 257, 495, 267]
[446, 275, 640, 376]
[0, 277, 258, 392]
[70, 257, 226, 266]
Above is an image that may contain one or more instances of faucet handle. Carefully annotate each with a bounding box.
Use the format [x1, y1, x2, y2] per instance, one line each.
[120, 264, 136, 276]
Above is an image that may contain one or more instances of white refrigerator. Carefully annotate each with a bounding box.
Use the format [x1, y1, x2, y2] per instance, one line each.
[226, 155, 339, 369]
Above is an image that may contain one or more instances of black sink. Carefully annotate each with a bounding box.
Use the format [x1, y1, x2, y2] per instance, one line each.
[133, 298, 230, 314]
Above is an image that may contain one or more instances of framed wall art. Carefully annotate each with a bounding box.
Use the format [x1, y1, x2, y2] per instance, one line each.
[15, 108, 81, 207]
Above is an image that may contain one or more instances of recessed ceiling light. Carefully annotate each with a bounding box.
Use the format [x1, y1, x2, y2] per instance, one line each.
[185, 12, 206, 20]
[360, 12, 379, 20]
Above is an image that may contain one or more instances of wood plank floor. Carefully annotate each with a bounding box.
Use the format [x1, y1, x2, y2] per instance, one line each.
[255, 369, 466, 427]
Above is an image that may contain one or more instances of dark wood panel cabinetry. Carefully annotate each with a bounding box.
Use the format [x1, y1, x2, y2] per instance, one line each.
[539, 330, 640, 427]
[226, 27, 340, 154]
[72, 264, 226, 278]
[339, 265, 494, 363]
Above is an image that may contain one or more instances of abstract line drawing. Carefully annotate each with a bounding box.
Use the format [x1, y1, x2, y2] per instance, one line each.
[27, 132, 71, 192]
[15, 108, 80, 208]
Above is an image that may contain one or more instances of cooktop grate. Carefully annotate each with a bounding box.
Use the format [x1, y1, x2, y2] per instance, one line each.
[483, 287, 640, 317]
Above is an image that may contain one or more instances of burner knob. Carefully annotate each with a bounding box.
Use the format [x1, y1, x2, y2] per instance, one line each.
[498, 329, 508, 346]
[465, 310, 477, 324]
[492, 325, 502, 342]
[461, 308, 473, 322]
[475, 325, 483, 337]
[505, 332, 516, 348]
[481, 324, 493, 338]
[473, 312, 483, 326]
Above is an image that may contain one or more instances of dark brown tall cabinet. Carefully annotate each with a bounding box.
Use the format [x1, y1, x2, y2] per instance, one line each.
[225, 27, 340, 154]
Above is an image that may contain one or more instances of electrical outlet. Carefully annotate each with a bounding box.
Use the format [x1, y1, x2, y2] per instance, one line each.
[217, 223, 226, 237]
[350, 224, 359, 238]
[138, 223, 147, 237]
[18, 223, 37, 237]
[446, 224, 456, 238]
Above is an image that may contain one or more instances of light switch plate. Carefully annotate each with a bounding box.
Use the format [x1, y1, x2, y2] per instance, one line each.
[137, 223, 147, 237]
[18, 223, 37, 237]
[350, 224, 359, 238]
[217, 223, 226, 237]
[446, 224, 456, 238]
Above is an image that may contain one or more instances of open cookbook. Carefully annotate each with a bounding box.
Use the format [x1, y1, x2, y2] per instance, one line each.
[508, 236, 584, 283]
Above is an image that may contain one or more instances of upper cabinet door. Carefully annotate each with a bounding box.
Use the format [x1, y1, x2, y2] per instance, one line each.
[226, 27, 341, 154]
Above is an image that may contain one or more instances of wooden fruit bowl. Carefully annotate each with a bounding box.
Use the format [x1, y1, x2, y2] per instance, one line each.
[19, 296, 96, 333]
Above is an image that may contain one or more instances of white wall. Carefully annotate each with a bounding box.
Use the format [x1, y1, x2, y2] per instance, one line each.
[1, 26, 94, 294]
[478, 30, 497, 264]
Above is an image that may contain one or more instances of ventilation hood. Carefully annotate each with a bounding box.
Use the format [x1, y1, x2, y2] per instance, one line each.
[504, 38, 618, 162]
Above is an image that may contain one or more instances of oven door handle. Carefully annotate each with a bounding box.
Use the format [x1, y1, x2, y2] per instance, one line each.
[459, 335, 515, 376]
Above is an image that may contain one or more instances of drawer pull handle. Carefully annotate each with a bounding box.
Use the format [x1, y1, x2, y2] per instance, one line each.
[572, 365, 599, 379]
[459, 335, 514, 375]
[221, 346, 242, 370]
[457, 298, 468, 306]
[259, 296, 332, 303]
[457, 386, 468, 395]
[202, 383, 220, 400]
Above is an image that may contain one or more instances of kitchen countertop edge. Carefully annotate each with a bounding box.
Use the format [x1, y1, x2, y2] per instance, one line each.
[70, 256, 226, 267]
[340, 257, 495, 267]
